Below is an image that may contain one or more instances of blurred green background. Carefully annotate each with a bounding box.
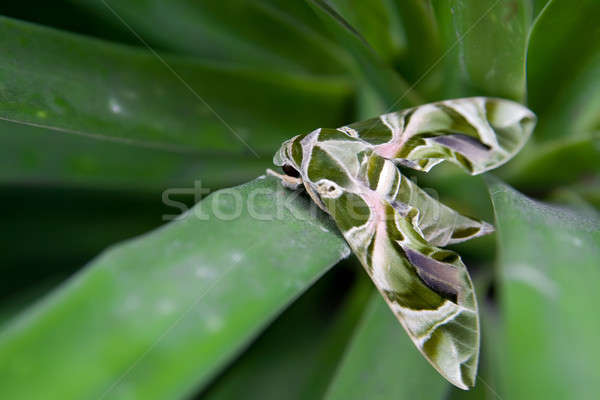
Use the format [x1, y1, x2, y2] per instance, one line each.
[0, 1, 598, 399]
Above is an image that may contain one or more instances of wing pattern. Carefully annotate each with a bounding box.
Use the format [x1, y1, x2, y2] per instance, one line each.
[341, 97, 536, 174]
[270, 97, 536, 389]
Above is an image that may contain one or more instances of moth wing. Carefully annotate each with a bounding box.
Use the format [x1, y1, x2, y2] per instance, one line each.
[365, 154, 493, 246]
[344, 97, 536, 175]
[393, 171, 494, 246]
[324, 190, 480, 389]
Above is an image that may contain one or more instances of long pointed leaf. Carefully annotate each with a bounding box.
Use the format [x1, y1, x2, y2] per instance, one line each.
[433, 0, 531, 101]
[201, 264, 371, 400]
[0, 177, 349, 399]
[325, 0, 405, 63]
[526, 0, 600, 140]
[487, 178, 600, 399]
[0, 16, 352, 156]
[0, 119, 267, 190]
[392, 0, 442, 87]
[68, 0, 346, 74]
[324, 293, 448, 399]
[306, 0, 421, 111]
[501, 131, 600, 192]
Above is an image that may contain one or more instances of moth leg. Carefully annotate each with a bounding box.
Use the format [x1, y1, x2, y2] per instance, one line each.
[266, 168, 302, 190]
[266, 168, 329, 212]
[303, 181, 328, 213]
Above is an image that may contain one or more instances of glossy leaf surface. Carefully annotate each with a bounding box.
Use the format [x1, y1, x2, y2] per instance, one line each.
[526, 0, 600, 140]
[325, 293, 448, 399]
[488, 178, 600, 399]
[0, 16, 352, 156]
[0, 177, 349, 399]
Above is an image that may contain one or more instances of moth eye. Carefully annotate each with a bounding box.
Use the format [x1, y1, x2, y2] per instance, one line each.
[315, 179, 343, 199]
[282, 164, 300, 178]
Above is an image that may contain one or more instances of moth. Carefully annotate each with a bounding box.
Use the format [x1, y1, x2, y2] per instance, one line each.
[268, 97, 536, 389]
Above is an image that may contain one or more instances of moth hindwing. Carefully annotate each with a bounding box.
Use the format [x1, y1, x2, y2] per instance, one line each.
[269, 97, 536, 389]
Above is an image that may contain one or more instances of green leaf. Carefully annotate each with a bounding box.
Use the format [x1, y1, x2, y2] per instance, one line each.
[392, 0, 442, 88]
[487, 178, 600, 399]
[433, 0, 531, 101]
[0, 119, 268, 190]
[324, 293, 448, 399]
[526, 0, 600, 140]
[505, 0, 600, 190]
[0, 16, 352, 157]
[0, 279, 60, 329]
[325, 0, 406, 63]
[305, 0, 421, 112]
[555, 175, 600, 210]
[68, 0, 346, 75]
[500, 131, 600, 192]
[202, 263, 371, 400]
[548, 188, 600, 217]
[0, 177, 350, 399]
[532, 0, 551, 18]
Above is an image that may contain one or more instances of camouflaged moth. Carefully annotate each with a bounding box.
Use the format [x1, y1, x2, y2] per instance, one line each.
[267, 97, 536, 389]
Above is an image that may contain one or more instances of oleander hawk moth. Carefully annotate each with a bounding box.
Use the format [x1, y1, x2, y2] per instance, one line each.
[268, 97, 536, 389]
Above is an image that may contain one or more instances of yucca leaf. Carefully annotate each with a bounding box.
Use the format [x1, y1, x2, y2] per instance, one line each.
[67, 0, 346, 74]
[556, 176, 600, 210]
[433, 0, 531, 101]
[0, 177, 349, 399]
[488, 178, 600, 399]
[526, 0, 600, 141]
[0, 16, 352, 158]
[325, 0, 406, 63]
[501, 131, 600, 192]
[201, 263, 371, 400]
[324, 293, 448, 399]
[306, 0, 421, 111]
[0, 119, 267, 190]
[392, 0, 442, 87]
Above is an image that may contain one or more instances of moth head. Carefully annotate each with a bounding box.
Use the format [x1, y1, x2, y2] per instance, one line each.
[273, 135, 304, 178]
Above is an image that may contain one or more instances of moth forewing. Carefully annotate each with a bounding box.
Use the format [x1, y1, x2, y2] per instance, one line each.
[333, 194, 480, 390]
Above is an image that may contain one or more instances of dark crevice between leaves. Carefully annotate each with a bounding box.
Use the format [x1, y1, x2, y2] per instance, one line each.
[0, 1, 140, 47]
[0, 185, 172, 301]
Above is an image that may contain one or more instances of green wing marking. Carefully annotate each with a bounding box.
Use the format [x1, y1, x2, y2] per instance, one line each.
[363, 153, 494, 246]
[393, 171, 494, 246]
